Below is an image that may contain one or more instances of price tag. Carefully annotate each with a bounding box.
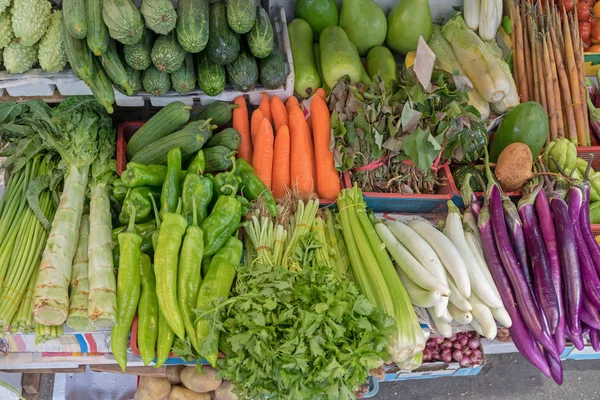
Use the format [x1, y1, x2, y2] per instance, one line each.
[414, 36, 436, 91]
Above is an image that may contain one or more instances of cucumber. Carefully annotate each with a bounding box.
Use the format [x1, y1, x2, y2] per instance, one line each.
[64, 30, 94, 84]
[131, 120, 214, 165]
[89, 58, 116, 114]
[205, 128, 241, 151]
[259, 46, 286, 89]
[226, 44, 258, 93]
[247, 6, 273, 59]
[196, 51, 226, 96]
[207, 3, 240, 65]
[227, 0, 257, 34]
[63, 0, 87, 39]
[100, 40, 133, 96]
[142, 65, 171, 96]
[204, 145, 235, 172]
[288, 18, 320, 98]
[102, 0, 144, 45]
[171, 53, 196, 94]
[127, 101, 191, 158]
[86, 0, 109, 55]
[176, 0, 209, 53]
[196, 101, 238, 126]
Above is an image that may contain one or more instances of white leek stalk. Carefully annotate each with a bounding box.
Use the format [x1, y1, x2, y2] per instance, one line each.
[66, 214, 93, 332]
[442, 14, 511, 103]
[478, 0, 502, 41]
[464, 0, 481, 31]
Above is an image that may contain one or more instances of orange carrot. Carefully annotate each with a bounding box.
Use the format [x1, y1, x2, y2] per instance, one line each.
[272, 125, 290, 198]
[314, 88, 327, 101]
[311, 95, 341, 199]
[271, 96, 288, 133]
[289, 107, 315, 195]
[286, 96, 299, 113]
[233, 96, 252, 163]
[259, 93, 272, 124]
[250, 109, 264, 145]
[251, 118, 274, 189]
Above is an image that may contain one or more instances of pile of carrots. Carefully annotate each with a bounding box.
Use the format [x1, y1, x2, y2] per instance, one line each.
[233, 90, 341, 200]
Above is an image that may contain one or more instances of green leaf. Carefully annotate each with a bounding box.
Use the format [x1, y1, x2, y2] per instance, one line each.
[403, 127, 441, 171]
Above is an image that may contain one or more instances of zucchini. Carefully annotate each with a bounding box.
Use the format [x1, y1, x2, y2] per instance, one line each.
[89, 58, 116, 114]
[196, 101, 238, 126]
[142, 65, 171, 96]
[130, 120, 214, 165]
[176, 0, 209, 53]
[227, 0, 257, 34]
[207, 2, 240, 65]
[86, 0, 110, 55]
[259, 46, 286, 89]
[101, 40, 133, 96]
[63, 0, 87, 39]
[226, 44, 258, 92]
[204, 145, 235, 172]
[127, 101, 191, 158]
[171, 53, 196, 94]
[64, 30, 94, 84]
[196, 51, 226, 96]
[247, 6, 273, 59]
[205, 128, 241, 151]
[102, 0, 144, 45]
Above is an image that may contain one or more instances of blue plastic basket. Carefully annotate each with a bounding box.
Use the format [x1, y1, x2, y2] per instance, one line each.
[343, 165, 457, 213]
[362, 376, 380, 398]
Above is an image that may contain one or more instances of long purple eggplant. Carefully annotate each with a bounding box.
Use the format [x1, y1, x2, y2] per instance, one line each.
[544, 350, 563, 385]
[580, 184, 600, 276]
[503, 199, 533, 290]
[489, 185, 558, 356]
[460, 174, 482, 219]
[582, 292, 600, 328]
[565, 323, 585, 350]
[590, 328, 600, 352]
[518, 189, 560, 334]
[535, 189, 566, 353]
[568, 185, 600, 310]
[550, 190, 583, 344]
[478, 205, 551, 377]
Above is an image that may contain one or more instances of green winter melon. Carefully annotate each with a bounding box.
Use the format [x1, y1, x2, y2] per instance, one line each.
[226, 44, 258, 92]
[102, 0, 144, 45]
[196, 51, 226, 96]
[207, 3, 240, 65]
[143, 65, 171, 96]
[176, 0, 209, 53]
[151, 32, 186, 73]
[141, 0, 177, 35]
[227, 0, 257, 34]
[259, 46, 287, 89]
[116, 66, 142, 95]
[247, 6, 273, 59]
[171, 53, 196, 94]
[124, 29, 153, 70]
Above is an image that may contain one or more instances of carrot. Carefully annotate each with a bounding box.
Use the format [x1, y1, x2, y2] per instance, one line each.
[289, 107, 315, 195]
[311, 95, 341, 199]
[272, 125, 290, 198]
[286, 96, 299, 113]
[250, 109, 264, 145]
[271, 96, 288, 133]
[314, 88, 327, 101]
[233, 96, 252, 163]
[251, 118, 274, 190]
[259, 93, 272, 124]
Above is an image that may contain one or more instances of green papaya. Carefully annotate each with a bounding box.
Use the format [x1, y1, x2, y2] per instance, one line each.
[339, 0, 387, 55]
[386, 0, 432, 55]
[288, 18, 320, 98]
[319, 26, 362, 89]
[366, 46, 397, 84]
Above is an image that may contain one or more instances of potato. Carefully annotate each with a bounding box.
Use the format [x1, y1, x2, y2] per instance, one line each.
[134, 376, 171, 400]
[495, 142, 534, 192]
[180, 366, 222, 393]
[168, 386, 211, 400]
[166, 365, 185, 384]
[215, 381, 238, 400]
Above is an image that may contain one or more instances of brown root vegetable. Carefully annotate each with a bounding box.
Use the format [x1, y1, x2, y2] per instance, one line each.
[495, 143, 534, 192]
[134, 376, 172, 400]
[166, 365, 185, 385]
[167, 386, 211, 400]
[180, 366, 222, 393]
[215, 381, 238, 400]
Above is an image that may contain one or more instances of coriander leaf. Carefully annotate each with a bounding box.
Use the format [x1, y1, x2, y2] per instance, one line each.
[403, 127, 441, 171]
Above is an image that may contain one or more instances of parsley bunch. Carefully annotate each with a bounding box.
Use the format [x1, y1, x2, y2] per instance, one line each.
[215, 263, 392, 399]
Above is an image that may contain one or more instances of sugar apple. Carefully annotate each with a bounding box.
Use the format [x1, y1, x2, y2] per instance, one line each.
[4, 41, 37, 73]
[0, 0, 9, 13]
[12, 0, 51, 46]
[0, 9, 13, 48]
[38, 11, 66, 73]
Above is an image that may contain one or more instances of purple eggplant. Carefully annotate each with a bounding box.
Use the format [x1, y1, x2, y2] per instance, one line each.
[550, 189, 583, 344]
[544, 350, 564, 385]
[580, 183, 600, 276]
[565, 323, 585, 350]
[489, 185, 558, 356]
[590, 329, 600, 352]
[535, 188, 566, 353]
[518, 189, 560, 334]
[503, 199, 533, 290]
[460, 173, 482, 219]
[478, 205, 551, 377]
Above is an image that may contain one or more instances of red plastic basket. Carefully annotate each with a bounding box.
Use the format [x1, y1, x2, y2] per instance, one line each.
[116, 121, 144, 175]
[342, 164, 456, 213]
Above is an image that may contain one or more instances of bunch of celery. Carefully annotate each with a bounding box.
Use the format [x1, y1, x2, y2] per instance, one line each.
[34, 323, 64, 345]
[337, 185, 425, 369]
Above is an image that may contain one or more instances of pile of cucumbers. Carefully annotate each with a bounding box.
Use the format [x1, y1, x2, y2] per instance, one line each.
[63, 0, 288, 114]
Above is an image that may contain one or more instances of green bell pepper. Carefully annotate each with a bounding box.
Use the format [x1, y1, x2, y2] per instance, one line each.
[121, 162, 186, 188]
[187, 150, 206, 176]
[112, 178, 128, 202]
[236, 195, 251, 216]
[213, 157, 241, 198]
[200, 194, 242, 256]
[235, 159, 277, 217]
[119, 187, 161, 225]
[182, 174, 213, 226]
[544, 138, 577, 174]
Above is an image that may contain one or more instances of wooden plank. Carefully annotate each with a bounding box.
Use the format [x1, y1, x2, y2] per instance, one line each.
[89, 364, 168, 376]
[21, 373, 41, 394]
[0, 365, 86, 374]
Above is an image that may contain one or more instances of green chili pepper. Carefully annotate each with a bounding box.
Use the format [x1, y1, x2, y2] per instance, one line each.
[196, 236, 242, 366]
[154, 201, 187, 340]
[235, 159, 277, 217]
[137, 253, 158, 365]
[119, 187, 161, 224]
[187, 150, 206, 176]
[149, 195, 161, 251]
[201, 256, 212, 278]
[182, 174, 213, 226]
[154, 309, 175, 369]
[122, 162, 186, 188]
[112, 220, 156, 243]
[111, 207, 142, 372]
[236, 195, 251, 216]
[178, 200, 204, 354]
[112, 230, 154, 267]
[160, 148, 182, 219]
[112, 178, 128, 202]
[200, 194, 242, 256]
